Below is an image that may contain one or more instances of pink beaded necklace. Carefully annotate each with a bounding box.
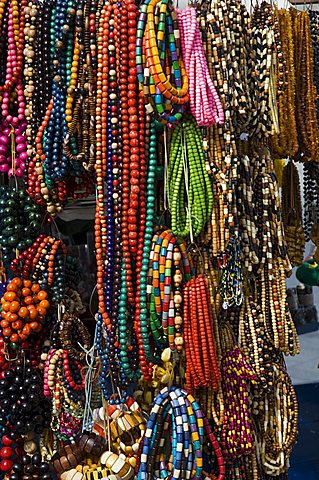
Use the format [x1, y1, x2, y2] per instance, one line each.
[176, 6, 224, 126]
[0, 1, 27, 177]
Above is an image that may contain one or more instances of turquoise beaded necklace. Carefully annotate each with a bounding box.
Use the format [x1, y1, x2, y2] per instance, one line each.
[136, 121, 159, 370]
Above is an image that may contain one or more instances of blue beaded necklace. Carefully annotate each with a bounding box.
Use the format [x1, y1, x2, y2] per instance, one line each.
[138, 386, 205, 480]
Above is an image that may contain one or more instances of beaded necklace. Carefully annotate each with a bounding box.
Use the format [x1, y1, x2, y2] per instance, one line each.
[176, 7, 223, 127]
[136, 0, 189, 125]
[309, 10, 319, 125]
[271, 8, 298, 159]
[281, 160, 305, 267]
[303, 161, 319, 240]
[220, 344, 256, 461]
[249, 2, 284, 142]
[32, 0, 53, 138]
[147, 229, 191, 353]
[63, 0, 97, 174]
[23, 0, 38, 164]
[27, 0, 94, 214]
[138, 386, 225, 480]
[134, 120, 157, 381]
[183, 274, 220, 392]
[198, 0, 252, 253]
[168, 115, 213, 239]
[218, 236, 243, 309]
[0, 187, 42, 273]
[95, 0, 147, 401]
[258, 364, 298, 476]
[239, 296, 279, 388]
[11, 235, 67, 303]
[44, 348, 84, 441]
[0, 0, 28, 178]
[291, 8, 319, 162]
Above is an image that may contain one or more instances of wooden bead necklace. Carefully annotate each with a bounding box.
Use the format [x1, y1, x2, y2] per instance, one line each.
[1, 277, 49, 349]
[303, 161, 319, 240]
[254, 259, 300, 356]
[281, 160, 305, 267]
[11, 234, 67, 303]
[257, 364, 298, 476]
[291, 8, 319, 162]
[271, 8, 298, 159]
[23, 0, 38, 163]
[239, 296, 280, 389]
[44, 347, 85, 440]
[198, 0, 251, 251]
[63, 0, 98, 173]
[218, 236, 243, 309]
[58, 311, 91, 362]
[249, 1, 284, 142]
[309, 10, 319, 125]
[237, 154, 259, 272]
[220, 344, 256, 460]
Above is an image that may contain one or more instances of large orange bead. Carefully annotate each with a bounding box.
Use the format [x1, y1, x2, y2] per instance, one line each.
[21, 288, 31, 297]
[2, 328, 12, 337]
[8, 313, 18, 323]
[2, 302, 10, 312]
[22, 325, 31, 336]
[18, 307, 29, 319]
[39, 300, 50, 310]
[31, 284, 41, 293]
[4, 292, 17, 302]
[6, 283, 18, 293]
[11, 320, 23, 331]
[24, 296, 34, 305]
[9, 334, 19, 343]
[37, 291, 48, 301]
[27, 308, 38, 320]
[9, 301, 20, 313]
[29, 321, 40, 331]
[11, 278, 22, 288]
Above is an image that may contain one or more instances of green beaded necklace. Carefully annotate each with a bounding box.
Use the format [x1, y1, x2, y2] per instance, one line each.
[168, 115, 213, 239]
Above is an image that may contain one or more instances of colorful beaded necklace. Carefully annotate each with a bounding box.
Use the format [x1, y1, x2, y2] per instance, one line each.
[136, 0, 189, 125]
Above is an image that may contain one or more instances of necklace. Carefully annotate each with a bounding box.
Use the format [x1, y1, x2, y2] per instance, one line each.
[95, 0, 146, 401]
[168, 115, 213, 239]
[258, 364, 298, 476]
[281, 160, 305, 267]
[137, 386, 225, 480]
[271, 8, 298, 159]
[176, 7, 223, 127]
[291, 9, 319, 161]
[183, 274, 221, 392]
[136, 0, 189, 126]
